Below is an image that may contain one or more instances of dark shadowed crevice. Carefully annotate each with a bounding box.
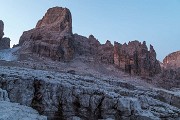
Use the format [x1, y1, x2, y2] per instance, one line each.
[94, 96, 105, 119]
[31, 79, 44, 114]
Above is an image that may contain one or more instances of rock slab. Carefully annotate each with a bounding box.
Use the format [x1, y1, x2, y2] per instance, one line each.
[0, 88, 47, 120]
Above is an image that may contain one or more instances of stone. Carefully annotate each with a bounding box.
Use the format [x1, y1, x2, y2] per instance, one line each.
[0, 37, 10, 50]
[163, 51, 180, 69]
[36, 7, 72, 34]
[160, 51, 180, 82]
[0, 88, 47, 120]
[0, 88, 10, 101]
[18, 7, 74, 61]
[0, 20, 4, 39]
[17, 7, 160, 77]
[0, 66, 179, 120]
[113, 40, 161, 76]
[98, 40, 114, 64]
[73, 34, 100, 56]
[0, 20, 10, 50]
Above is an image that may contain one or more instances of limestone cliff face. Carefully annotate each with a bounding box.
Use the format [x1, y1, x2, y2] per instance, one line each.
[161, 51, 180, 80]
[18, 6, 161, 76]
[74, 34, 161, 76]
[163, 51, 180, 69]
[113, 41, 161, 76]
[0, 20, 10, 50]
[19, 7, 74, 61]
[36, 7, 72, 34]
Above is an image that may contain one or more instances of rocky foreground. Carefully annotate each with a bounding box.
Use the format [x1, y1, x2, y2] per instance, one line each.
[0, 88, 47, 120]
[0, 66, 179, 120]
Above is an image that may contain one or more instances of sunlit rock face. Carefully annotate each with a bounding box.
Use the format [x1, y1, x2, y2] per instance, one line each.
[161, 51, 180, 80]
[163, 51, 180, 69]
[0, 20, 10, 50]
[19, 7, 74, 61]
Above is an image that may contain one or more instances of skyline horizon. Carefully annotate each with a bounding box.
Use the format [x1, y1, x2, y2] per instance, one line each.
[0, 1, 180, 62]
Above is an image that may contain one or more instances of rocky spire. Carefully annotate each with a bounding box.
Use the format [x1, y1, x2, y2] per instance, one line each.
[36, 7, 72, 35]
[0, 20, 10, 50]
[0, 20, 4, 39]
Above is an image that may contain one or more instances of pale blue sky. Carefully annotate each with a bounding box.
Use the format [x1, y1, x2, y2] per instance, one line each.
[0, 0, 180, 61]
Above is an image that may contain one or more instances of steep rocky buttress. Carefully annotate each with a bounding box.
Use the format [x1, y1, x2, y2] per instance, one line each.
[19, 7, 74, 61]
[17, 7, 161, 77]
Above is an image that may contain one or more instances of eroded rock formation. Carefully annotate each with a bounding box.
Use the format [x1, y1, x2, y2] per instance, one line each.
[163, 51, 180, 69]
[19, 7, 74, 61]
[0, 20, 4, 39]
[74, 35, 161, 76]
[0, 88, 47, 120]
[0, 66, 179, 120]
[114, 41, 161, 76]
[0, 20, 10, 50]
[18, 7, 161, 76]
[161, 51, 180, 80]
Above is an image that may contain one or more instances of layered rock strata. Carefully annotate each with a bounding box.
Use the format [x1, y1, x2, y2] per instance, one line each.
[0, 66, 179, 120]
[19, 7, 74, 61]
[74, 35, 161, 76]
[113, 41, 161, 76]
[18, 7, 161, 76]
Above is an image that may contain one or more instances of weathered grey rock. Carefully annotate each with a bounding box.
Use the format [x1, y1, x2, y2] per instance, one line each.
[0, 66, 179, 120]
[0, 20, 10, 50]
[0, 37, 10, 50]
[0, 88, 47, 120]
[0, 88, 9, 101]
